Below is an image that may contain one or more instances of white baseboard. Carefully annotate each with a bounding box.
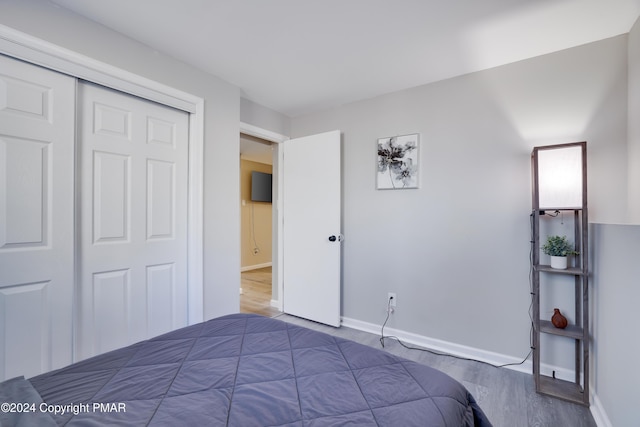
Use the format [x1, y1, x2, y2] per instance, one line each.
[270, 299, 281, 310]
[590, 393, 612, 427]
[241, 262, 272, 272]
[341, 316, 531, 375]
[339, 316, 617, 424]
[340, 316, 575, 382]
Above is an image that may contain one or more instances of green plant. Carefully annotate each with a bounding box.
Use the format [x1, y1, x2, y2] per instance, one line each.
[542, 235, 579, 257]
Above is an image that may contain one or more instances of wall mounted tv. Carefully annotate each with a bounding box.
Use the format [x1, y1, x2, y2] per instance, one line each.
[251, 171, 272, 203]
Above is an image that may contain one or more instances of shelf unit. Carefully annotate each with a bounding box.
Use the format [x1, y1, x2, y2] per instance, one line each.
[531, 142, 589, 406]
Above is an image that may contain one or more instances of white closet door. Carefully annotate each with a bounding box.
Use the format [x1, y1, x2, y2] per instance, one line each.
[76, 82, 189, 360]
[0, 55, 75, 379]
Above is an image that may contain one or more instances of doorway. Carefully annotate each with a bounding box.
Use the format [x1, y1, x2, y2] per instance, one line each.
[237, 125, 342, 326]
[239, 132, 278, 316]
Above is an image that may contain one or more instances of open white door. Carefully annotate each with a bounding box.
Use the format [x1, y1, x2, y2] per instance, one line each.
[283, 130, 341, 327]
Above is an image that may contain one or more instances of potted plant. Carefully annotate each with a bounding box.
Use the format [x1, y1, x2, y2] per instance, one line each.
[542, 235, 579, 269]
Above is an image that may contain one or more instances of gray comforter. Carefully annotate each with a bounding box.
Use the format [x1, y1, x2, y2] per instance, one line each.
[2, 313, 492, 426]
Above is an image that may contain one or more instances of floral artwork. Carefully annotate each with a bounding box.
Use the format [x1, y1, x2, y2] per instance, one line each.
[377, 134, 419, 189]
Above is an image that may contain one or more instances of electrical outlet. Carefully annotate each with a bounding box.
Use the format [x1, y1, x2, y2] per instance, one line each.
[387, 292, 396, 307]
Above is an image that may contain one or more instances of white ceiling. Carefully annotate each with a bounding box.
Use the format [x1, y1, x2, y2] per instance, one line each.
[51, 0, 640, 118]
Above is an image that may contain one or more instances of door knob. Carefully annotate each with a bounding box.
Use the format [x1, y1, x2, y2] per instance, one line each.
[328, 234, 344, 242]
[328, 235, 337, 242]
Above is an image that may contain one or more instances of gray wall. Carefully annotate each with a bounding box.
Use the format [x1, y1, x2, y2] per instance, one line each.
[291, 36, 629, 366]
[628, 17, 640, 223]
[591, 18, 640, 427]
[591, 223, 640, 427]
[0, 0, 241, 320]
[241, 98, 291, 137]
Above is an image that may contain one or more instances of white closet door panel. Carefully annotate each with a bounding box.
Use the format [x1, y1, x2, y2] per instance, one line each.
[1, 73, 51, 123]
[94, 103, 131, 139]
[0, 282, 50, 378]
[93, 151, 130, 243]
[147, 117, 175, 148]
[92, 269, 131, 354]
[1, 137, 49, 247]
[77, 82, 189, 361]
[147, 159, 175, 239]
[0, 55, 75, 380]
[147, 263, 175, 337]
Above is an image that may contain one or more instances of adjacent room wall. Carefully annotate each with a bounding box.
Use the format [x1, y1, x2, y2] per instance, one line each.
[240, 159, 273, 269]
[591, 223, 640, 427]
[291, 36, 628, 370]
[628, 17, 640, 223]
[587, 17, 640, 427]
[0, 0, 241, 320]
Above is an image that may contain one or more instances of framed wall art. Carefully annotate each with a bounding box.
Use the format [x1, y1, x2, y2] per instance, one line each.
[376, 133, 419, 189]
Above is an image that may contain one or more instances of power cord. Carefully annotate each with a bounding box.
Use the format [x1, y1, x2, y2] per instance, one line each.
[379, 211, 537, 370]
[529, 211, 536, 357]
[379, 299, 392, 348]
[379, 296, 531, 368]
[250, 202, 261, 255]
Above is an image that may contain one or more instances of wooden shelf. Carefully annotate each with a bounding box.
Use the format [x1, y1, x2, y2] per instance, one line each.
[535, 265, 585, 275]
[531, 142, 589, 407]
[538, 320, 584, 339]
[538, 375, 588, 406]
[538, 208, 582, 212]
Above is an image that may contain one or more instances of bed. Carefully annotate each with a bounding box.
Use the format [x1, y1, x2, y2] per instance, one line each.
[1, 313, 492, 426]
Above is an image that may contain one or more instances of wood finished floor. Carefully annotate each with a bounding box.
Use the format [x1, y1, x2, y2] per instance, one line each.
[240, 267, 280, 317]
[239, 267, 596, 426]
[275, 314, 597, 427]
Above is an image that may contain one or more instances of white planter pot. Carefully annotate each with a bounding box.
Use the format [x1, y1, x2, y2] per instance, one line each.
[550, 256, 568, 269]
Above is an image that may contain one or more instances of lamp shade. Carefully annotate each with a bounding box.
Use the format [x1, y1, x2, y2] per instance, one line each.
[534, 143, 584, 210]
